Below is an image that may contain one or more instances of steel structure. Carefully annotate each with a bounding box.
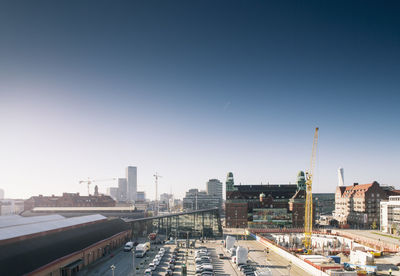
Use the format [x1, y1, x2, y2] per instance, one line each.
[304, 127, 319, 253]
[153, 173, 162, 216]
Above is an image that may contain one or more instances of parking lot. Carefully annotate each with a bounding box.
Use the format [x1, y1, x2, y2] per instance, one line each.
[79, 237, 310, 276]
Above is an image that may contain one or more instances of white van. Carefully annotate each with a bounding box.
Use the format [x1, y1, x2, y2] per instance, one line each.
[124, 241, 134, 252]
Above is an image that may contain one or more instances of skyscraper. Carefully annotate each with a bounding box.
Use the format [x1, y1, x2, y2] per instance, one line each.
[117, 178, 128, 202]
[206, 179, 223, 207]
[126, 166, 137, 202]
[338, 167, 344, 187]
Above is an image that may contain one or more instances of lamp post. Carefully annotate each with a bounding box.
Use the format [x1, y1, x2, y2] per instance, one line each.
[235, 210, 238, 228]
[287, 261, 292, 276]
[131, 248, 136, 275]
[110, 265, 115, 276]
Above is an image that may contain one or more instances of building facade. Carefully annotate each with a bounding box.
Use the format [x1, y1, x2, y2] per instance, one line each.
[0, 199, 25, 216]
[183, 189, 221, 211]
[136, 191, 146, 202]
[106, 187, 118, 201]
[117, 178, 128, 202]
[313, 193, 335, 218]
[24, 193, 115, 211]
[126, 166, 137, 202]
[334, 181, 390, 228]
[225, 171, 308, 228]
[206, 179, 223, 207]
[380, 196, 400, 234]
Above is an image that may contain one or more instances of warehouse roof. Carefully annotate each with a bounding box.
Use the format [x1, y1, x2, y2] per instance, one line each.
[32, 206, 135, 212]
[0, 214, 106, 242]
[0, 218, 130, 276]
[0, 214, 65, 229]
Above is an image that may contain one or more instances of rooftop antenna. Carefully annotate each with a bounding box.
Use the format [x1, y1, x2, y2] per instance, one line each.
[153, 172, 162, 216]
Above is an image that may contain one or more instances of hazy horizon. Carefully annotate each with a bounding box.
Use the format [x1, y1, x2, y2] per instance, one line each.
[1, 0, 399, 200]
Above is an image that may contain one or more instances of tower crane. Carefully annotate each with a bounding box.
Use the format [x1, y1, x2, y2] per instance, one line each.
[153, 173, 162, 216]
[304, 127, 319, 254]
[79, 178, 116, 196]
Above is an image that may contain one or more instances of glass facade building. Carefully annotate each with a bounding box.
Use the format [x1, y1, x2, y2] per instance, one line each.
[127, 208, 222, 239]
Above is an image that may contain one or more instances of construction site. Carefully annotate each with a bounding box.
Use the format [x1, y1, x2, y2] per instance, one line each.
[241, 128, 400, 275]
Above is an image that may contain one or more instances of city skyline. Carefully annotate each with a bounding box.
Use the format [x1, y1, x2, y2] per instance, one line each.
[1, 0, 400, 199]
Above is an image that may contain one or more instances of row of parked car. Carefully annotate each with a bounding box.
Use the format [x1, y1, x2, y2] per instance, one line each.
[237, 263, 256, 276]
[145, 247, 167, 275]
[144, 246, 180, 276]
[195, 247, 214, 276]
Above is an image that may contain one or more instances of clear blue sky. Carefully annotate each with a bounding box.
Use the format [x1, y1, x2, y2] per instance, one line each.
[0, 0, 399, 199]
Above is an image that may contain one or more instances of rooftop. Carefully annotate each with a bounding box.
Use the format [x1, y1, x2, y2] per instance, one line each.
[0, 214, 106, 243]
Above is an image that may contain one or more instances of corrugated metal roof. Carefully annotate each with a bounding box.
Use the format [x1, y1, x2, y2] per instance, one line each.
[32, 206, 135, 211]
[0, 214, 65, 229]
[0, 214, 106, 241]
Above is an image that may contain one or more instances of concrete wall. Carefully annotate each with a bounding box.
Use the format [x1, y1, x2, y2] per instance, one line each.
[250, 232, 329, 276]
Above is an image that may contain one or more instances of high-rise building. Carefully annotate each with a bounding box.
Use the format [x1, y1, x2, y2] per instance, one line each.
[117, 178, 128, 202]
[338, 167, 344, 187]
[206, 179, 223, 208]
[126, 166, 137, 202]
[106, 187, 118, 201]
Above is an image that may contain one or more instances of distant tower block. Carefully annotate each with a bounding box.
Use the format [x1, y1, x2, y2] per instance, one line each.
[338, 167, 344, 186]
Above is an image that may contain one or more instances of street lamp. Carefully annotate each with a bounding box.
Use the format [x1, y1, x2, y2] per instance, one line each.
[131, 248, 136, 275]
[287, 261, 292, 276]
[110, 265, 116, 276]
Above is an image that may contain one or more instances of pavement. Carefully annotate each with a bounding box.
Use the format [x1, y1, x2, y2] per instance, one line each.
[340, 229, 400, 247]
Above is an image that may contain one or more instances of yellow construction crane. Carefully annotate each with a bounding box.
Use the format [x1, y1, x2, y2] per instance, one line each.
[79, 178, 116, 195]
[304, 127, 319, 254]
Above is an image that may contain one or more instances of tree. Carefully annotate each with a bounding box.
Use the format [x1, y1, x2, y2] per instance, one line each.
[371, 220, 377, 230]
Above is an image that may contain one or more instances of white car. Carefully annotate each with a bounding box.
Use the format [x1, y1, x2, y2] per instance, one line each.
[149, 263, 156, 271]
[153, 258, 160, 266]
[144, 268, 152, 275]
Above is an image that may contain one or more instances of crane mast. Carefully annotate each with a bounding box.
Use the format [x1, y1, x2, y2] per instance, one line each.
[304, 127, 319, 253]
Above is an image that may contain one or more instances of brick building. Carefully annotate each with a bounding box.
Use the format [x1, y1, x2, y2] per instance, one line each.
[225, 171, 309, 228]
[24, 192, 115, 211]
[334, 181, 395, 228]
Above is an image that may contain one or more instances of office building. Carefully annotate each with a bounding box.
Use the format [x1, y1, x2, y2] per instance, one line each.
[106, 187, 118, 201]
[117, 178, 128, 202]
[380, 196, 400, 234]
[206, 179, 223, 208]
[183, 189, 220, 210]
[126, 166, 137, 202]
[313, 193, 335, 218]
[225, 171, 308, 228]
